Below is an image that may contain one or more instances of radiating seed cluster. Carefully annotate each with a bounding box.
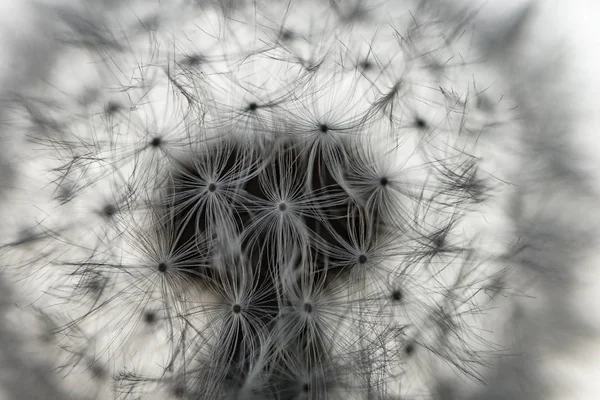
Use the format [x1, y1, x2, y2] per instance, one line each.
[0, 0, 525, 399]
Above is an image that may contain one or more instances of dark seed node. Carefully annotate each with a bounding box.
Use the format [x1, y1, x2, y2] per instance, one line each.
[391, 290, 402, 302]
[379, 177, 388, 187]
[359, 59, 373, 70]
[358, 254, 368, 264]
[319, 124, 329, 133]
[185, 54, 203, 66]
[103, 204, 117, 217]
[405, 343, 415, 355]
[278, 202, 287, 212]
[150, 137, 162, 147]
[144, 311, 156, 324]
[90, 363, 106, 379]
[207, 182, 217, 192]
[158, 262, 167, 273]
[304, 303, 313, 313]
[433, 233, 445, 249]
[173, 385, 186, 398]
[247, 102, 258, 111]
[415, 117, 427, 129]
[105, 102, 121, 114]
[232, 304, 242, 314]
[87, 278, 102, 292]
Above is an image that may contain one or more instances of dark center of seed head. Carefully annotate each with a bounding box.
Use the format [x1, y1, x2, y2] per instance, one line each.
[158, 262, 167, 272]
[319, 124, 328, 133]
[358, 254, 368, 264]
[207, 183, 217, 192]
[247, 102, 258, 111]
[415, 117, 427, 129]
[379, 177, 388, 187]
[391, 290, 402, 302]
[278, 202, 287, 212]
[304, 303, 313, 313]
[232, 304, 242, 314]
[302, 383, 310, 392]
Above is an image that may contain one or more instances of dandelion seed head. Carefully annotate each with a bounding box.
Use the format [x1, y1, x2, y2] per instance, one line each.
[0, 0, 553, 398]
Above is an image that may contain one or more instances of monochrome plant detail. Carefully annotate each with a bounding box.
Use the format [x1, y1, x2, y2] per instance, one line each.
[0, 0, 595, 399]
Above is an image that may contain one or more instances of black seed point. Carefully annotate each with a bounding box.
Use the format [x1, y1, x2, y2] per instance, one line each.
[281, 30, 294, 40]
[319, 124, 329, 133]
[105, 101, 121, 114]
[247, 102, 258, 111]
[150, 137, 162, 147]
[185, 54, 203, 66]
[358, 254, 368, 264]
[304, 302, 313, 313]
[87, 278, 102, 292]
[405, 342, 415, 355]
[157, 262, 167, 273]
[415, 117, 427, 129]
[207, 182, 217, 192]
[90, 363, 106, 379]
[173, 385, 185, 398]
[433, 233, 445, 249]
[144, 311, 156, 324]
[359, 59, 373, 70]
[232, 304, 242, 314]
[379, 177, 388, 187]
[102, 204, 117, 217]
[391, 290, 402, 302]
[278, 202, 287, 212]
[302, 383, 310, 392]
